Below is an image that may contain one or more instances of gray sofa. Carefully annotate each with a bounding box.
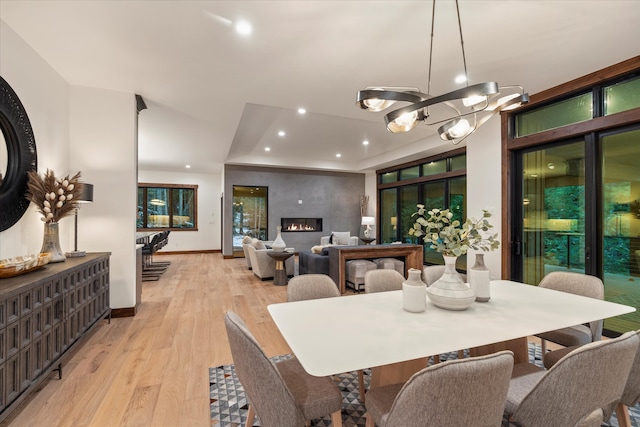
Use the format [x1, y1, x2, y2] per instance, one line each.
[299, 249, 330, 276]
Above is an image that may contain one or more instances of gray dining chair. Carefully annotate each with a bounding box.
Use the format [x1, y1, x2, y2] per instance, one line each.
[364, 350, 514, 427]
[543, 330, 640, 427]
[505, 330, 639, 427]
[224, 311, 343, 427]
[364, 269, 404, 293]
[287, 274, 340, 302]
[535, 271, 605, 354]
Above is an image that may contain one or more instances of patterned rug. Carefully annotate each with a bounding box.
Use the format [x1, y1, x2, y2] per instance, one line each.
[210, 343, 639, 426]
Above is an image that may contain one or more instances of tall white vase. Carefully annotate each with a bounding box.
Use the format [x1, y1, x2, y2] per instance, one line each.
[272, 225, 286, 252]
[469, 253, 491, 302]
[402, 268, 427, 313]
[426, 255, 475, 310]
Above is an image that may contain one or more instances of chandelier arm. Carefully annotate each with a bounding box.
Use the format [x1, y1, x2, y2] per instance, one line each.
[356, 89, 428, 110]
[383, 82, 498, 125]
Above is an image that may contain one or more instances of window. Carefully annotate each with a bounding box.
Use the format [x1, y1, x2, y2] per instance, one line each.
[137, 183, 197, 230]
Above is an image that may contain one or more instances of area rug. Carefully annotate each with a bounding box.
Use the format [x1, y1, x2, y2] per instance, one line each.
[210, 343, 639, 427]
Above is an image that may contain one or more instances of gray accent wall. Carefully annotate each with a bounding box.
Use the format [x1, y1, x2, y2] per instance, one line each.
[223, 165, 365, 256]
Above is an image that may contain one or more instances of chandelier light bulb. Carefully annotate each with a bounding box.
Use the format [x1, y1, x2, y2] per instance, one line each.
[462, 94, 487, 107]
[387, 110, 419, 133]
[363, 98, 396, 112]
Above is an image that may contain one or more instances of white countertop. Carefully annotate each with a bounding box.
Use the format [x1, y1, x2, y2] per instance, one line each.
[268, 280, 635, 377]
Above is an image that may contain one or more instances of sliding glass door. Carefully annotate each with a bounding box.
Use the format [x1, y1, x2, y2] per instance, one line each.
[232, 186, 268, 257]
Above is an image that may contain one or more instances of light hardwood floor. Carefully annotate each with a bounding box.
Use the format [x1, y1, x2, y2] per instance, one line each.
[1, 253, 292, 427]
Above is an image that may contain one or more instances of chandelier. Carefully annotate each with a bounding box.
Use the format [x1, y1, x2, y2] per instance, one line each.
[356, 0, 529, 144]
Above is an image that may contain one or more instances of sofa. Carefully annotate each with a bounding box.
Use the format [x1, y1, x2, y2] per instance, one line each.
[320, 231, 359, 246]
[299, 249, 330, 276]
[245, 244, 295, 280]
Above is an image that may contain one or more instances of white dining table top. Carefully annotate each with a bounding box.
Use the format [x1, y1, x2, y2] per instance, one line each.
[267, 280, 635, 377]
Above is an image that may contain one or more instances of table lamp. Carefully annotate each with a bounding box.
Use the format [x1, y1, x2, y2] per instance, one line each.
[361, 216, 375, 238]
[66, 183, 94, 258]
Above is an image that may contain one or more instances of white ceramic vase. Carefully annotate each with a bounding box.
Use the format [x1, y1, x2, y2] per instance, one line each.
[271, 225, 286, 252]
[426, 255, 475, 310]
[402, 268, 427, 313]
[469, 253, 491, 302]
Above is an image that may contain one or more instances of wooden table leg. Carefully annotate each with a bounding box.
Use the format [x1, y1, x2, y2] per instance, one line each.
[469, 337, 529, 364]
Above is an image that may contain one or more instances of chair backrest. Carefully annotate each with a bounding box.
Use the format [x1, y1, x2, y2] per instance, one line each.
[224, 311, 305, 427]
[287, 274, 340, 302]
[538, 271, 605, 341]
[621, 330, 640, 407]
[512, 331, 639, 427]
[384, 351, 514, 426]
[423, 265, 467, 286]
[364, 269, 404, 293]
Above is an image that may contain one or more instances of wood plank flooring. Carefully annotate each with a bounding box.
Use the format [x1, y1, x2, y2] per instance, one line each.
[1, 253, 291, 427]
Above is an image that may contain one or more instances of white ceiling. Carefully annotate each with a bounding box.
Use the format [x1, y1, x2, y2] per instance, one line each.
[1, 1, 638, 175]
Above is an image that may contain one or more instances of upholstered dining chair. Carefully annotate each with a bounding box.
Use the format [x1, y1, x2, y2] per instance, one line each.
[535, 271, 605, 354]
[542, 330, 640, 427]
[505, 331, 639, 427]
[422, 265, 467, 286]
[363, 350, 514, 427]
[287, 274, 340, 302]
[224, 311, 343, 427]
[364, 269, 404, 293]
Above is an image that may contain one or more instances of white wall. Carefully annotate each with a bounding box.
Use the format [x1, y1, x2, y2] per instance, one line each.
[137, 170, 222, 251]
[466, 119, 503, 278]
[69, 86, 138, 309]
[0, 19, 71, 258]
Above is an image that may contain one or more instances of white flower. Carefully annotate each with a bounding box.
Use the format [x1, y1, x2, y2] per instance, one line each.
[67, 184, 74, 191]
[59, 195, 66, 201]
[57, 188, 64, 195]
[56, 201, 63, 208]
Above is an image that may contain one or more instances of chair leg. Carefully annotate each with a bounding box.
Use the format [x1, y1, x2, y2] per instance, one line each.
[358, 369, 366, 403]
[331, 409, 343, 427]
[365, 412, 375, 427]
[457, 349, 464, 359]
[245, 405, 256, 427]
[433, 354, 440, 364]
[541, 339, 547, 354]
[615, 403, 631, 427]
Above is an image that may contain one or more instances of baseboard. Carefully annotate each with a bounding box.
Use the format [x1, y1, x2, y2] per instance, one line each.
[111, 307, 137, 318]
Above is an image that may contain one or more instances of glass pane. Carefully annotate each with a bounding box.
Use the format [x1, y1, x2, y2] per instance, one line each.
[232, 186, 268, 254]
[449, 177, 467, 224]
[147, 188, 169, 228]
[422, 159, 446, 177]
[604, 76, 640, 115]
[399, 166, 419, 180]
[601, 128, 640, 333]
[380, 188, 397, 243]
[380, 171, 398, 184]
[450, 154, 466, 171]
[423, 181, 446, 264]
[137, 188, 144, 228]
[516, 93, 593, 137]
[171, 188, 195, 228]
[521, 141, 586, 285]
[399, 186, 419, 243]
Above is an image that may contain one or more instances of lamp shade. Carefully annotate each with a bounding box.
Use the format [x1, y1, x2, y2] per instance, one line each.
[78, 183, 94, 203]
[361, 216, 375, 226]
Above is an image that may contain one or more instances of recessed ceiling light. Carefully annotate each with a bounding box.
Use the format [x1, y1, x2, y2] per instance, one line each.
[235, 20, 252, 36]
[298, 108, 306, 114]
[278, 131, 285, 137]
[185, 165, 191, 168]
[265, 147, 271, 151]
[455, 74, 467, 84]
[336, 153, 341, 158]
[362, 140, 369, 146]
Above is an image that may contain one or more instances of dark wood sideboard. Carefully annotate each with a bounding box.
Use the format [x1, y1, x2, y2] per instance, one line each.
[0, 252, 111, 421]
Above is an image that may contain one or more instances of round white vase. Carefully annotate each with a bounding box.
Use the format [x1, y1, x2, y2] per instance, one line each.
[402, 268, 427, 313]
[426, 255, 475, 310]
[271, 226, 286, 252]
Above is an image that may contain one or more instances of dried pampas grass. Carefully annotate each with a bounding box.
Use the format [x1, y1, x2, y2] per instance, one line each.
[26, 169, 83, 223]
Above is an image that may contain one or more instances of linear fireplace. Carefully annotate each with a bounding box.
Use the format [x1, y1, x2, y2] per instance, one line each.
[281, 218, 323, 232]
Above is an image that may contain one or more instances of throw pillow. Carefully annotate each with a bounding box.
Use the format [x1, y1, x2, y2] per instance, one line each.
[242, 235, 253, 244]
[329, 233, 336, 245]
[252, 238, 266, 250]
[332, 231, 351, 245]
[311, 245, 325, 254]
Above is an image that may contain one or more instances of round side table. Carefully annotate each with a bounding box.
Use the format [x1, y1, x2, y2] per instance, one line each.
[267, 251, 294, 285]
[360, 237, 375, 245]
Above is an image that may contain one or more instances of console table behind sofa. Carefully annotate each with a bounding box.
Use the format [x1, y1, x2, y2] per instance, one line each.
[328, 244, 423, 294]
[0, 252, 111, 421]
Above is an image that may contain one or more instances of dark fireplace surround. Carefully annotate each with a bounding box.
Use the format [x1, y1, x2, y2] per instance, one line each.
[281, 218, 323, 232]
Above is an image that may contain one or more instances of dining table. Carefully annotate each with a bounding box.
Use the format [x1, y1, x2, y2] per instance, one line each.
[268, 279, 635, 387]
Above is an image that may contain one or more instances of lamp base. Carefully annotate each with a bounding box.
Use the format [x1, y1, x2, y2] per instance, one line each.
[65, 250, 87, 258]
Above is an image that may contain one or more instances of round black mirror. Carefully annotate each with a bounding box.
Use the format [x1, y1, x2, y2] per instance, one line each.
[0, 75, 37, 232]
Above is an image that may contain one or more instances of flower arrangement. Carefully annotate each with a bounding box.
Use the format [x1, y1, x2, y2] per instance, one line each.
[408, 205, 500, 257]
[26, 169, 83, 223]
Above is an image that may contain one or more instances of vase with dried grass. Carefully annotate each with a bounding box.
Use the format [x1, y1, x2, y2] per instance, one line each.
[26, 169, 83, 263]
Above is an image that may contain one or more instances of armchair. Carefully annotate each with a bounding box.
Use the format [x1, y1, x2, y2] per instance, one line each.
[246, 245, 294, 280]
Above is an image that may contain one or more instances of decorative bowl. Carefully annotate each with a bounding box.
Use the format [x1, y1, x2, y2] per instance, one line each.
[0, 253, 52, 279]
